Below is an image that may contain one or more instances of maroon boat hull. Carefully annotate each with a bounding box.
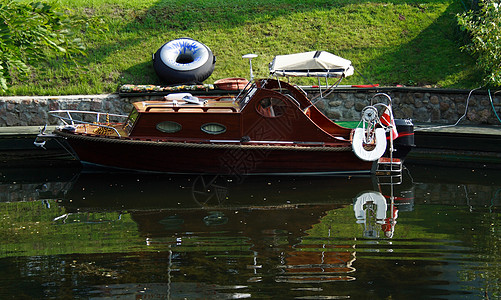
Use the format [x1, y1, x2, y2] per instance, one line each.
[58, 131, 373, 175]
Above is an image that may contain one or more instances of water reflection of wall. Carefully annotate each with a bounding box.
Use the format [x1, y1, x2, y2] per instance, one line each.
[0, 166, 77, 203]
[408, 164, 501, 207]
[415, 183, 500, 207]
[0, 182, 69, 202]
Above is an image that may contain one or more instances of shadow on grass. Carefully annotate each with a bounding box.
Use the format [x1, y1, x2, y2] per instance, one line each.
[26, 0, 478, 94]
[355, 1, 478, 87]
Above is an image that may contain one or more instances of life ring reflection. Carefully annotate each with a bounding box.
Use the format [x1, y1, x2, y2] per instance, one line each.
[353, 191, 387, 225]
[352, 127, 387, 161]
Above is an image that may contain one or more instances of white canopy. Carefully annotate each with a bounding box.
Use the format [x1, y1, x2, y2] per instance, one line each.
[269, 51, 354, 78]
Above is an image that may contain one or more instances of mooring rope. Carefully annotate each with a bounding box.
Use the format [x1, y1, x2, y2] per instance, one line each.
[488, 89, 501, 124]
[418, 86, 483, 131]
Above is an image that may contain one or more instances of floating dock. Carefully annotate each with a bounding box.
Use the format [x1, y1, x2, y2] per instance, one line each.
[410, 124, 501, 167]
[0, 126, 77, 167]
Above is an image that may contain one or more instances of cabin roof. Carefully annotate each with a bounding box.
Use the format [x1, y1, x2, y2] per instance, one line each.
[133, 99, 240, 113]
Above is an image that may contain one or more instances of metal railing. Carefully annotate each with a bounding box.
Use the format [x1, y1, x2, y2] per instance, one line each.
[50, 110, 128, 137]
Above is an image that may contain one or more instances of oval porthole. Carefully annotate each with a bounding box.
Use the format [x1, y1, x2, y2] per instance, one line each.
[156, 121, 182, 133]
[201, 123, 226, 135]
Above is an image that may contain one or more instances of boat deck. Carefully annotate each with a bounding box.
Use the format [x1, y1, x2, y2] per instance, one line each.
[135, 98, 239, 113]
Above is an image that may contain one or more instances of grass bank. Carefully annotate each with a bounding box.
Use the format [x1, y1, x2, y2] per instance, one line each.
[6, 0, 478, 95]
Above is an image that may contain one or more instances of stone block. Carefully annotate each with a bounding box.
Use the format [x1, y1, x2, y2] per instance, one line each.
[354, 101, 366, 112]
[430, 95, 439, 104]
[401, 107, 414, 118]
[431, 108, 440, 122]
[478, 109, 491, 123]
[326, 110, 341, 120]
[328, 100, 342, 107]
[90, 100, 103, 111]
[354, 93, 367, 99]
[467, 109, 477, 122]
[344, 99, 354, 109]
[342, 110, 357, 120]
[315, 100, 326, 111]
[415, 99, 423, 108]
[4, 112, 19, 126]
[442, 109, 456, 122]
[439, 102, 450, 112]
[414, 107, 430, 122]
[48, 100, 59, 111]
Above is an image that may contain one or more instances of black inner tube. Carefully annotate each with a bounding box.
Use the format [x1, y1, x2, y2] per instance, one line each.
[176, 53, 194, 64]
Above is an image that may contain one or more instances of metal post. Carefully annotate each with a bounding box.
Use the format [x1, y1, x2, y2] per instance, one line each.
[242, 54, 258, 81]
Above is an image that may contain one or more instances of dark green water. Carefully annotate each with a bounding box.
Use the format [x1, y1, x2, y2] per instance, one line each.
[0, 164, 500, 299]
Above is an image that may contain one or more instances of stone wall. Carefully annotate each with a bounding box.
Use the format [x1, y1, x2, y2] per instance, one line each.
[311, 88, 501, 125]
[0, 94, 132, 126]
[0, 87, 500, 127]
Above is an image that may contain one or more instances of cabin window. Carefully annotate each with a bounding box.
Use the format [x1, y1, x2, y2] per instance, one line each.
[156, 121, 182, 133]
[124, 108, 139, 134]
[201, 123, 226, 135]
[257, 97, 287, 117]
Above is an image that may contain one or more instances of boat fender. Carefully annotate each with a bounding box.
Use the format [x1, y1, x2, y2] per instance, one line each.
[354, 191, 387, 224]
[153, 38, 216, 85]
[165, 93, 193, 101]
[352, 127, 387, 161]
[61, 125, 77, 133]
[182, 95, 204, 105]
[164, 93, 205, 105]
[33, 139, 46, 149]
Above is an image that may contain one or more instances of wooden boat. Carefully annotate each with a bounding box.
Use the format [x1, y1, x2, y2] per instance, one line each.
[37, 52, 412, 175]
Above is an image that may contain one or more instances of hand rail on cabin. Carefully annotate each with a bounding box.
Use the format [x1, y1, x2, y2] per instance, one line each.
[49, 110, 128, 137]
[144, 106, 238, 112]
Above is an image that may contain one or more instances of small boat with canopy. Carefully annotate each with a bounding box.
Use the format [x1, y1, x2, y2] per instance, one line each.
[36, 50, 413, 175]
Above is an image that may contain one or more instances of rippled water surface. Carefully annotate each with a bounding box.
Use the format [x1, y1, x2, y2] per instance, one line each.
[0, 164, 500, 299]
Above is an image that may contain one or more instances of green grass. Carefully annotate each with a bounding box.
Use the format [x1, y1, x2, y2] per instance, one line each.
[4, 0, 479, 95]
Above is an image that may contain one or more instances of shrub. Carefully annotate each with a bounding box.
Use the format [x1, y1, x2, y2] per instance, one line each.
[0, 1, 105, 92]
[457, 0, 501, 86]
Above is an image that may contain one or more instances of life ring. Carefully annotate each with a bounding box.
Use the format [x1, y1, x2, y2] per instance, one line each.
[352, 127, 387, 161]
[153, 38, 216, 85]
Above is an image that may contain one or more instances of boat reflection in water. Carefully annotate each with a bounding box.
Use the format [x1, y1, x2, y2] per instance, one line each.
[1, 165, 500, 299]
[58, 171, 387, 287]
[2, 165, 409, 277]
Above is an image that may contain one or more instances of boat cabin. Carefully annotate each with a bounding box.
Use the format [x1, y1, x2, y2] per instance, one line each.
[124, 79, 352, 145]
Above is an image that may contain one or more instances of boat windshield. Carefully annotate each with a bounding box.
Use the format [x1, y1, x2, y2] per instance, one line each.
[234, 83, 258, 110]
[124, 107, 139, 134]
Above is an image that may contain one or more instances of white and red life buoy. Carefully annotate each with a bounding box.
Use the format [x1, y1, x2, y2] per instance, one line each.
[352, 127, 387, 161]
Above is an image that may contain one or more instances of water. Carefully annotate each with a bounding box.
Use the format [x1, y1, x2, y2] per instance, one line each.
[0, 164, 500, 299]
